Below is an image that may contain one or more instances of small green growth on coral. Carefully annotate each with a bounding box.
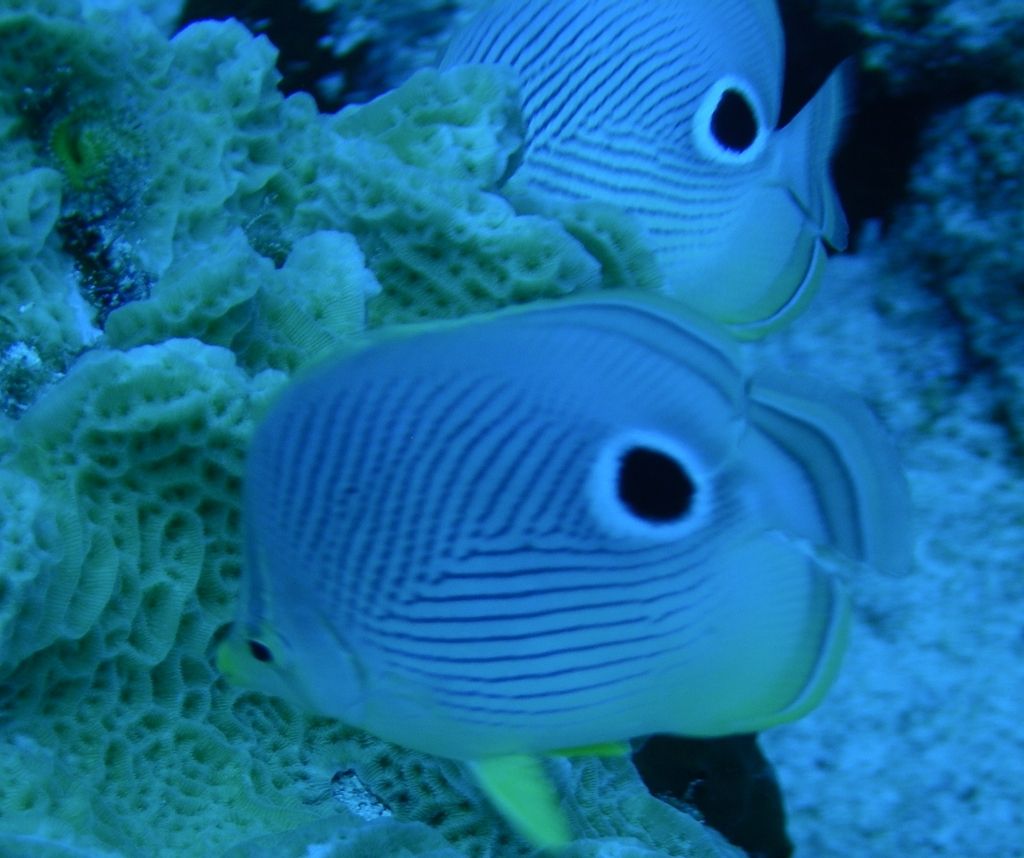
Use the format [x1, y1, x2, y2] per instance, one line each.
[49, 105, 144, 196]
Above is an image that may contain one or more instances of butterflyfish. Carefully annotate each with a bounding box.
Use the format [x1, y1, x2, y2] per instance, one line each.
[219, 294, 910, 848]
[440, 0, 850, 337]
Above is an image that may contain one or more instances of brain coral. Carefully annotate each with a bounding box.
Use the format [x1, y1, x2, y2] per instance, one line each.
[0, 2, 734, 857]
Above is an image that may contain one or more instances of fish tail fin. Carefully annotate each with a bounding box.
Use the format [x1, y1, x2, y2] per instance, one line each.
[776, 59, 852, 251]
[468, 755, 572, 851]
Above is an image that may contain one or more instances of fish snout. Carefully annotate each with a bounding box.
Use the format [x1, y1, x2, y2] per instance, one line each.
[669, 184, 828, 338]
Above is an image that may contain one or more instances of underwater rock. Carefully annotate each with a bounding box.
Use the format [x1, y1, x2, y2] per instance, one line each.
[886, 93, 1024, 451]
[798, 0, 1024, 95]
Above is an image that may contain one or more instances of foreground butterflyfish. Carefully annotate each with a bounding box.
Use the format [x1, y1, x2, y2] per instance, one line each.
[441, 0, 849, 337]
[219, 294, 910, 848]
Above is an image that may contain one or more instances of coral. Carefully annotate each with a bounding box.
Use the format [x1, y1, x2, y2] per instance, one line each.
[0, 339, 294, 854]
[0, 3, 722, 857]
[296, 65, 604, 325]
[0, 3, 607, 361]
[504, 197, 662, 295]
[886, 93, 1024, 448]
[105, 229, 380, 374]
[222, 814, 463, 858]
[330, 62, 523, 184]
[0, 167, 62, 258]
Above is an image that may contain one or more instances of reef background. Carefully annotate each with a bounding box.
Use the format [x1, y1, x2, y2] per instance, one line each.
[0, 0, 1021, 856]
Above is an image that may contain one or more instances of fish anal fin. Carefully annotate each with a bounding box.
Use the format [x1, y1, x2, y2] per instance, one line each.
[468, 755, 572, 851]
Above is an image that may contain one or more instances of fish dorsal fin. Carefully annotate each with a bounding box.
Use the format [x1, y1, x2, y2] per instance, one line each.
[468, 755, 572, 850]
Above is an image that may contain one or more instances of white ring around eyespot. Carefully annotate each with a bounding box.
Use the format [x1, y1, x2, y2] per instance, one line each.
[692, 75, 768, 165]
[588, 428, 713, 541]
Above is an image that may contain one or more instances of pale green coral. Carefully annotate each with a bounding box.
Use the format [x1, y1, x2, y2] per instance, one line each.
[223, 814, 462, 858]
[288, 65, 606, 324]
[0, 167, 61, 257]
[0, 1, 617, 353]
[0, 2, 727, 857]
[0, 338, 295, 853]
[105, 229, 380, 373]
[331, 63, 524, 184]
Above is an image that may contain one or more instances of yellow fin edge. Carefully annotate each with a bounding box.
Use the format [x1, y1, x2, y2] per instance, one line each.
[550, 741, 631, 758]
[468, 755, 571, 851]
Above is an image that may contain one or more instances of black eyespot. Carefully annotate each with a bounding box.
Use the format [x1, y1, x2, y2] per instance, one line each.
[617, 446, 696, 523]
[711, 88, 758, 153]
[248, 640, 274, 663]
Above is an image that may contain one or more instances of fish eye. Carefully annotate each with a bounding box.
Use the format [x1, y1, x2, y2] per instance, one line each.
[247, 640, 274, 663]
[589, 430, 710, 539]
[693, 76, 767, 164]
[618, 446, 695, 522]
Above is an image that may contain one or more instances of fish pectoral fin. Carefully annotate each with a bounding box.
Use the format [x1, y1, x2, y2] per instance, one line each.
[550, 741, 631, 758]
[468, 755, 572, 851]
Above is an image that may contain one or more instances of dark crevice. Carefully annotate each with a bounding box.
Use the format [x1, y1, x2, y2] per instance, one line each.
[176, 0, 347, 110]
[175, 1, 461, 112]
[777, 0, 985, 244]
